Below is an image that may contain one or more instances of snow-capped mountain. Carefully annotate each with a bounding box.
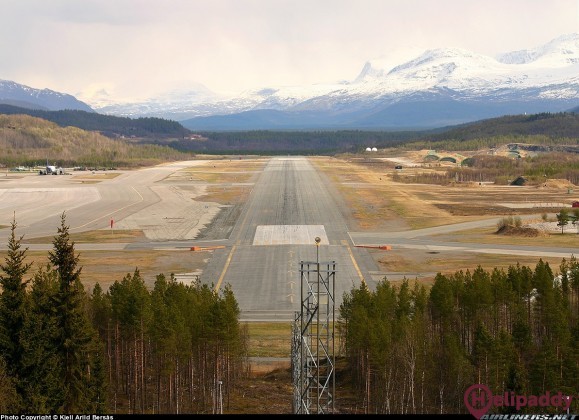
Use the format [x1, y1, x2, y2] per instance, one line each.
[90, 33, 579, 129]
[0, 79, 93, 112]
[497, 33, 579, 66]
[3, 33, 579, 130]
[91, 83, 223, 120]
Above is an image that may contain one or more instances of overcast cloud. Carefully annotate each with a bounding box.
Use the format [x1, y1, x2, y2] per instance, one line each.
[1, 0, 577, 102]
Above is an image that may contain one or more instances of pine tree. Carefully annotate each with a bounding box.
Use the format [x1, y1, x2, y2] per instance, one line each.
[556, 209, 569, 234]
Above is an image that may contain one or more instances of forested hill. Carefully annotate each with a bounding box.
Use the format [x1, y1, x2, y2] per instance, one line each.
[0, 104, 191, 139]
[0, 113, 190, 168]
[391, 112, 579, 151]
[419, 112, 579, 143]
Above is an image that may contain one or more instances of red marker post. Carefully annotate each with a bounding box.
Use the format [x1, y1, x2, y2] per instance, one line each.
[110, 218, 114, 235]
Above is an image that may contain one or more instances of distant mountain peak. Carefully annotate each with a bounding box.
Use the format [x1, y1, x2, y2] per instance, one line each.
[497, 32, 579, 66]
[0, 79, 93, 112]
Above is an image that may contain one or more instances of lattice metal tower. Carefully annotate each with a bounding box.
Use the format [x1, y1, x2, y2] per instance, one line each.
[292, 237, 336, 414]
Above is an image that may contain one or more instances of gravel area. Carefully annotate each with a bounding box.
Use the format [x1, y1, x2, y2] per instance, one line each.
[114, 184, 222, 241]
[526, 221, 579, 234]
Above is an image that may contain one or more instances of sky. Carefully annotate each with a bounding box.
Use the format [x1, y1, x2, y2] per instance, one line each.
[1, 0, 578, 103]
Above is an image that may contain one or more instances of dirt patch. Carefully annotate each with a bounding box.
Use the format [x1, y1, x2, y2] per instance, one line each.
[538, 178, 576, 189]
[228, 369, 293, 414]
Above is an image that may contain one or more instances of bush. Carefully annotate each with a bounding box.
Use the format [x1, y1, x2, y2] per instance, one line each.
[497, 215, 522, 231]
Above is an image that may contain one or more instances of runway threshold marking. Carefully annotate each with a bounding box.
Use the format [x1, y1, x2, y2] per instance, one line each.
[214, 245, 237, 293]
[343, 240, 366, 286]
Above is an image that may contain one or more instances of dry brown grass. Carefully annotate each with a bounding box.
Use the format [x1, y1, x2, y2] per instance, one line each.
[314, 154, 577, 232]
[317, 151, 577, 292]
[374, 248, 566, 287]
[199, 185, 252, 205]
[170, 158, 267, 184]
[0, 247, 210, 292]
[433, 225, 578, 247]
[243, 322, 292, 358]
[22, 229, 146, 244]
[312, 157, 469, 230]
[77, 249, 209, 290]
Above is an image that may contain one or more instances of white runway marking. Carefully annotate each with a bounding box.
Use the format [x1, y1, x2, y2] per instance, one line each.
[253, 225, 329, 245]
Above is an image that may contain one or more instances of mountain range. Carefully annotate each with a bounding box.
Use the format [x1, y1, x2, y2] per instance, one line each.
[0, 80, 93, 112]
[2, 33, 579, 130]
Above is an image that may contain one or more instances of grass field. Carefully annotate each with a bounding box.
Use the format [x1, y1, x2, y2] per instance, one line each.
[243, 322, 293, 358]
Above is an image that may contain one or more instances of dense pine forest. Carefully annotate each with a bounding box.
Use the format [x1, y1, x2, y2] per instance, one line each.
[339, 259, 579, 414]
[1, 214, 577, 414]
[0, 216, 246, 414]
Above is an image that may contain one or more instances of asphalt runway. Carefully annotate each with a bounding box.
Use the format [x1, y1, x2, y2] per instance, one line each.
[198, 157, 376, 321]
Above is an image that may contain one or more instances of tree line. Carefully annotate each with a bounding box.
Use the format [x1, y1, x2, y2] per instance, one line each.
[0, 215, 246, 414]
[166, 130, 419, 154]
[338, 258, 579, 414]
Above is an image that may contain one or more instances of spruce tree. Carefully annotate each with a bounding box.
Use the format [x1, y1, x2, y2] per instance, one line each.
[21, 266, 63, 412]
[0, 217, 32, 409]
[48, 212, 105, 412]
[0, 355, 20, 412]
